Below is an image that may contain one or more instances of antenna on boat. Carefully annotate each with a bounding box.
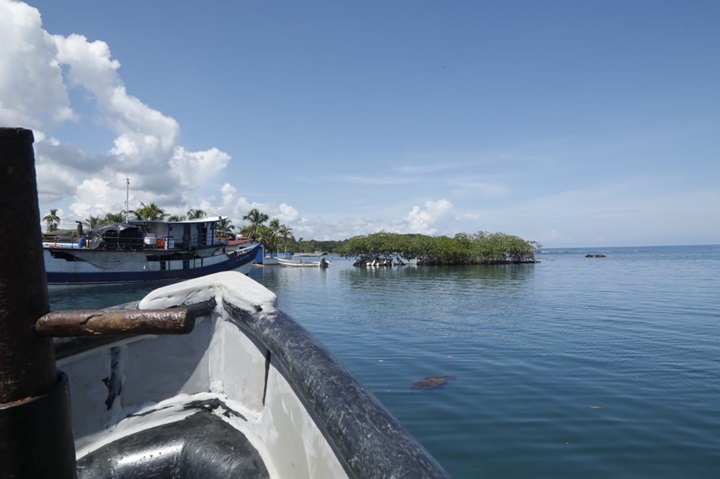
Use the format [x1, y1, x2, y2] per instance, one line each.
[125, 177, 129, 222]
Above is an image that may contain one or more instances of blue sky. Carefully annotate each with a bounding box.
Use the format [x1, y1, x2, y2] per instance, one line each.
[2, 0, 719, 247]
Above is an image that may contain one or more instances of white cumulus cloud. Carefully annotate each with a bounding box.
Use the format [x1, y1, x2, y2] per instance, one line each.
[219, 183, 301, 228]
[0, 0, 232, 229]
[171, 147, 230, 189]
[402, 198, 453, 235]
[0, 1, 73, 131]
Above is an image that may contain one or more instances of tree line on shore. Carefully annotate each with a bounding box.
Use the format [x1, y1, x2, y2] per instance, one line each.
[43, 206, 539, 265]
[336, 231, 539, 265]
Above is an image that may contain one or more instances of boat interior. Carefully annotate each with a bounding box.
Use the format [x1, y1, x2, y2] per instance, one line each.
[53, 273, 449, 479]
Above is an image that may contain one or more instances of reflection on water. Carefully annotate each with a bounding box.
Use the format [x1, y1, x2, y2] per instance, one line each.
[333, 263, 536, 339]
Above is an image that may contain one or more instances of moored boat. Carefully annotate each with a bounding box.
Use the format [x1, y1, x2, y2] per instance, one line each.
[277, 253, 331, 268]
[44, 217, 261, 284]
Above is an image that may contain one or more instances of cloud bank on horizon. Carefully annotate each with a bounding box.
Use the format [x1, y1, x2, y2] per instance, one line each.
[1, 0, 719, 247]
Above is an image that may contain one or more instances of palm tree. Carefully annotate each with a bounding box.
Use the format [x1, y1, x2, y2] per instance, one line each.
[130, 202, 167, 221]
[168, 215, 186, 222]
[241, 208, 269, 240]
[254, 225, 272, 248]
[43, 209, 61, 232]
[265, 218, 282, 254]
[104, 212, 125, 224]
[278, 224, 294, 253]
[238, 224, 252, 239]
[85, 215, 102, 229]
[216, 217, 234, 239]
[187, 208, 207, 220]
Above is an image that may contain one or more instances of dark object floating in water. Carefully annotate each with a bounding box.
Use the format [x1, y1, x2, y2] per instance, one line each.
[585, 254, 607, 258]
[412, 375, 456, 390]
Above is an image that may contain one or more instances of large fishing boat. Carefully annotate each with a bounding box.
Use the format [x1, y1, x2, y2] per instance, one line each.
[44, 217, 261, 284]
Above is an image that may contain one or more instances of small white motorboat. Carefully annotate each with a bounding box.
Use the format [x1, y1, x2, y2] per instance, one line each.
[277, 253, 331, 268]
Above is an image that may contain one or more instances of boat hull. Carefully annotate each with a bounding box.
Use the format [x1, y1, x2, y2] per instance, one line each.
[56, 273, 449, 478]
[277, 257, 324, 267]
[45, 243, 260, 284]
[261, 256, 280, 265]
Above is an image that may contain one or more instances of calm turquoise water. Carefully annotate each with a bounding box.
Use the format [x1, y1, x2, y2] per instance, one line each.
[50, 245, 720, 478]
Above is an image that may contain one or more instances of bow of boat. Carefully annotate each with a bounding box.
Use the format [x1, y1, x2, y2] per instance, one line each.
[58, 272, 449, 478]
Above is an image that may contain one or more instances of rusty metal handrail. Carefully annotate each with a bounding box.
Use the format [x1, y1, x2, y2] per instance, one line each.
[36, 308, 195, 337]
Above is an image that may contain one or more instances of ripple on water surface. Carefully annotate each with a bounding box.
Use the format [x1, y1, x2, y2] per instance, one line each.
[270, 253, 720, 478]
[50, 248, 720, 478]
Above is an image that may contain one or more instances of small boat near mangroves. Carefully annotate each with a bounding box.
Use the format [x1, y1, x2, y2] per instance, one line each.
[44, 217, 261, 284]
[277, 253, 331, 268]
[0, 127, 450, 478]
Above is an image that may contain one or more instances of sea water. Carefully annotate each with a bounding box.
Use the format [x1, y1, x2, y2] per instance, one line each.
[49, 245, 720, 478]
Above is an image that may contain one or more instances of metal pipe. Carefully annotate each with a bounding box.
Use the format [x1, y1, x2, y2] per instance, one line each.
[0, 127, 77, 477]
[36, 308, 196, 336]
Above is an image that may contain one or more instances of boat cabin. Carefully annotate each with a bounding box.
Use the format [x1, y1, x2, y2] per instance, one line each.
[85, 217, 224, 251]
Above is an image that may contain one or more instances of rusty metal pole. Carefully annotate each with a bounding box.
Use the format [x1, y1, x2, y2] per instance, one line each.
[0, 128, 76, 477]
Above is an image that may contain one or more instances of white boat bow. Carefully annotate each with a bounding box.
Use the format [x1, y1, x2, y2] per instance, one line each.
[54, 272, 449, 478]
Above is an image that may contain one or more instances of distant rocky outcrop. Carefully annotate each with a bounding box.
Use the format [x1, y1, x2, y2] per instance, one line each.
[585, 254, 607, 258]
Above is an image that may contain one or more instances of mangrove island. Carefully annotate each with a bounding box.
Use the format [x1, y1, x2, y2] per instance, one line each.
[337, 232, 539, 267]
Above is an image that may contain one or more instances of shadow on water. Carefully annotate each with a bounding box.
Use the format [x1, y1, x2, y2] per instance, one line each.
[48, 281, 175, 311]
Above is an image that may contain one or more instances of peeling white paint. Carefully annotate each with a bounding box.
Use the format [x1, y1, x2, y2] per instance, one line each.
[138, 271, 277, 314]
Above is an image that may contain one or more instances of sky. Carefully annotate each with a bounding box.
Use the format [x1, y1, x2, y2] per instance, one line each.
[1, 0, 719, 247]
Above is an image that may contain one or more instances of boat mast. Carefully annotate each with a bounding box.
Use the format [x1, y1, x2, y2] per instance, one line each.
[125, 177, 129, 222]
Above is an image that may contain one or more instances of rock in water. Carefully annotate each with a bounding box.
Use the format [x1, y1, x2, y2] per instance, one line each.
[411, 375, 455, 390]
